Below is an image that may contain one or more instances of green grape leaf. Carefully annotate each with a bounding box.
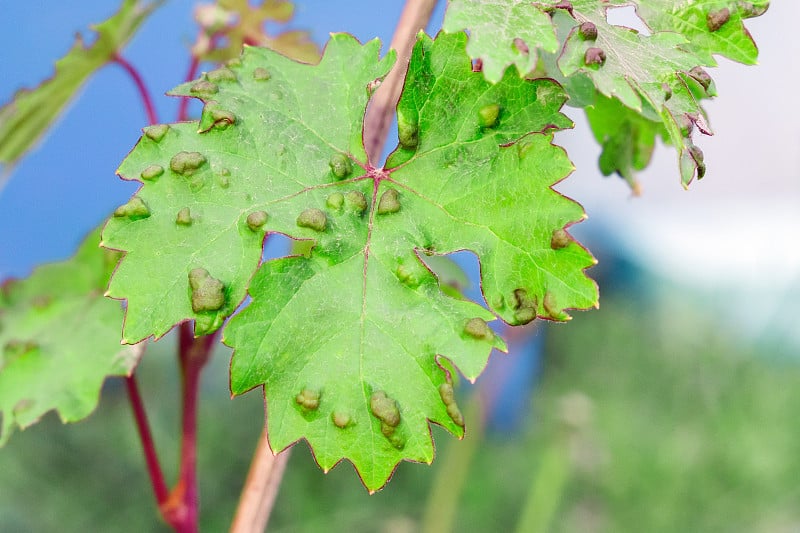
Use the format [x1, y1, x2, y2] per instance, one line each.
[0, 0, 159, 171]
[196, 0, 319, 65]
[442, 1, 767, 185]
[441, 0, 559, 83]
[0, 228, 140, 446]
[104, 31, 596, 490]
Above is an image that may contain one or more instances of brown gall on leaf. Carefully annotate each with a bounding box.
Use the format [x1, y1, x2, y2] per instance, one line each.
[512, 288, 537, 325]
[438, 383, 465, 427]
[176, 207, 192, 226]
[688, 67, 712, 92]
[188, 268, 225, 312]
[551, 228, 571, 249]
[584, 47, 606, 67]
[329, 153, 352, 179]
[543, 291, 568, 320]
[689, 145, 706, 178]
[296, 208, 327, 232]
[252, 67, 271, 81]
[332, 410, 352, 428]
[246, 210, 268, 231]
[206, 67, 237, 82]
[707, 8, 731, 32]
[143, 124, 169, 142]
[190, 80, 219, 96]
[377, 188, 401, 215]
[140, 164, 164, 181]
[464, 317, 493, 340]
[478, 103, 501, 128]
[738, 1, 769, 19]
[578, 21, 598, 41]
[326, 192, 345, 210]
[345, 190, 368, 213]
[295, 388, 321, 410]
[203, 105, 236, 130]
[113, 196, 150, 220]
[370, 391, 401, 428]
[170, 151, 207, 176]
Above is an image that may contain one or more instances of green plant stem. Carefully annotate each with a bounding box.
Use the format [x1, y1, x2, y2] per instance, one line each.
[126, 373, 170, 506]
[113, 54, 159, 126]
[513, 435, 571, 533]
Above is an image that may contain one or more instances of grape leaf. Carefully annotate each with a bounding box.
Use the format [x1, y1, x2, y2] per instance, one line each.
[0, 0, 159, 171]
[0, 228, 140, 446]
[442, 0, 768, 185]
[103, 31, 596, 490]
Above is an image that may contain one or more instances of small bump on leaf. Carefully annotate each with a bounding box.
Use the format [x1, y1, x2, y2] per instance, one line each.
[438, 383, 465, 427]
[140, 164, 164, 181]
[478, 103, 500, 128]
[253, 67, 271, 81]
[584, 47, 606, 67]
[332, 410, 352, 428]
[326, 192, 345, 210]
[143, 124, 169, 142]
[464, 317, 493, 340]
[551, 228, 571, 249]
[296, 208, 327, 232]
[512, 288, 537, 325]
[295, 388, 321, 410]
[688, 67, 712, 92]
[395, 264, 421, 288]
[578, 21, 598, 41]
[176, 207, 192, 226]
[345, 191, 368, 213]
[543, 291, 567, 320]
[170, 151, 207, 176]
[190, 80, 219, 95]
[707, 8, 731, 32]
[329, 153, 352, 179]
[370, 391, 401, 427]
[113, 197, 150, 219]
[246, 210, 268, 231]
[207, 67, 237, 82]
[398, 112, 419, 149]
[188, 268, 225, 312]
[377, 188, 401, 215]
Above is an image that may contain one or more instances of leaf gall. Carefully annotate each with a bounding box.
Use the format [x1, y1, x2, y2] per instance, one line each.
[170, 151, 207, 176]
[176, 207, 192, 226]
[551, 228, 571, 249]
[464, 317, 492, 340]
[143, 124, 169, 142]
[478, 103, 500, 128]
[253, 67, 271, 81]
[329, 153, 352, 179]
[578, 21, 598, 41]
[296, 208, 327, 232]
[584, 47, 606, 67]
[295, 388, 321, 410]
[188, 268, 225, 312]
[345, 191, 368, 213]
[377, 188, 401, 215]
[140, 164, 164, 181]
[707, 8, 731, 31]
[190, 80, 219, 95]
[370, 391, 401, 428]
[113, 197, 150, 220]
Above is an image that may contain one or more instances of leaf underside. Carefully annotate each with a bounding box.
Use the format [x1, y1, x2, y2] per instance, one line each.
[0, 0, 158, 170]
[0, 229, 140, 446]
[103, 31, 597, 490]
[443, 0, 768, 186]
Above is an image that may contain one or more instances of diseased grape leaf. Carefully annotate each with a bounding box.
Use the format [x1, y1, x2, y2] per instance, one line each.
[442, 0, 768, 186]
[103, 31, 596, 490]
[0, 228, 141, 446]
[0, 0, 159, 172]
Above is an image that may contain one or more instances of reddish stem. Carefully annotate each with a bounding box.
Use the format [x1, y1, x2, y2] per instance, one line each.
[126, 374, 170, 505]
[177, 55, 200, 122]
[113, 54, 159, 125]
[158, 323, 217, 532]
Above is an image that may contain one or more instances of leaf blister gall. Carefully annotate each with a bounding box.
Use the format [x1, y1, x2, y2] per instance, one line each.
[296, 208, 327, 232]
[707, 8, 731, 32]
[397, 112, 419, 149]
[113, 197, 150, 220]
[207, 67, 237, 82]
[543, 291, 568, 321]
[578, 21, 598, 41]
[329, 153, 352, 179]
[512, 288, 537, 325]
[140, 164, 164, 181]
[551, 228, 570, 249]
[332, 410, 352, 428]
[188, 268, 225, 313]
[584, 47, 606, 67]
[377, 189, 401, 215]
[295, 388, 321, 411]
[246, 210, 268, 231]
[326, 192, 345, 210]
[345, 191, 368, 213]
[464, 317, 492, 340]
[190, 80, 219, 95]
[370, 391, 405, 450]
[438, 383, 465, 427]
[143, 124, 169, 142]
[170, 151, 207, 176]
[252, 67, 271, 81]
[176, 207, 192, 226]
[478, 103, 500, 128]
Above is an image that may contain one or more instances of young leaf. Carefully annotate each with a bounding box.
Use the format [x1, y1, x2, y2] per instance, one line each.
[104, 31, 596, 491]
[0, 0, 159, 171]
[0, 228, 140, 446]
[442, 0, 768, 185]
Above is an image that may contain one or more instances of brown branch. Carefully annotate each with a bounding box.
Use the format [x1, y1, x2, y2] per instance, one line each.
[363, 0, 439, 164]
[229, 429, 292, 533]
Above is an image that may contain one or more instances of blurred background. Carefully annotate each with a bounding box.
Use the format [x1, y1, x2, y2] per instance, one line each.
[1, 1, 799, 531]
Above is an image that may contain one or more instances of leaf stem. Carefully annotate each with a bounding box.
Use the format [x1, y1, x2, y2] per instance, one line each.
[363, 0, 439, 164]
[177, 54, 201, 122]
[113, 54, 159, 125]
[230, 429, 292, 533]
[126, 373, 170, 506]
[158, 323, 217, 532]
